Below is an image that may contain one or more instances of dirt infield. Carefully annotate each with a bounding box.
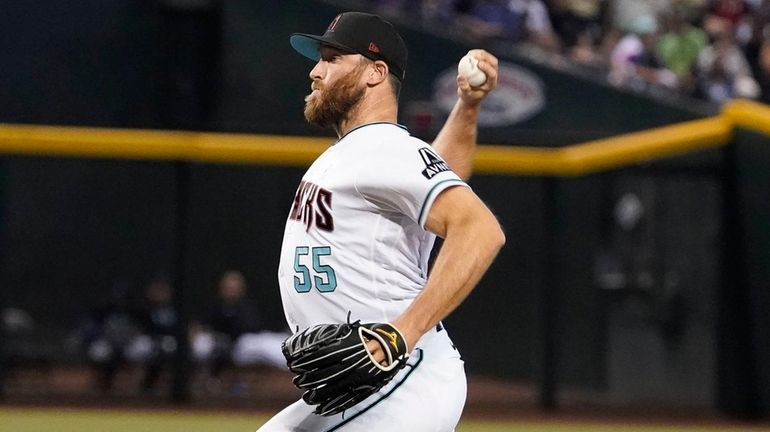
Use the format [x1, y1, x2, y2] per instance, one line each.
[2, 407, 770, 432]
[2, 365, 769, 430]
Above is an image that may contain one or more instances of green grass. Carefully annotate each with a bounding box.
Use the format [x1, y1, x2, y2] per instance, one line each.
[1, 407, 769, 432]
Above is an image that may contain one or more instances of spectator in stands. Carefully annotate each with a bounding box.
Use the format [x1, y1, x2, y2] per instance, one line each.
[566, 21, 621, 70]
[192, 270, 287, 392]
[418, 0, 464, 24]
[745, 0, 770, 101]
[361, 0, 769, 102]
[656, 8, 709, 94]
[454, 0, 561, 51]
[704, 0, 753, 43]
[695, 26, 761, 102]
[549, 0, 607, 50]
[609, 15, 679, 90]
[131, 275, 179, 393]
[759, 29, 770, 101]
[371, 0, 423, 16]
[76, 281, 142, 392]
[1, 307, 39, 369]
[511, 0, 562, 51]
[611, 0, 673, 34]
[696, 23, 760, 104]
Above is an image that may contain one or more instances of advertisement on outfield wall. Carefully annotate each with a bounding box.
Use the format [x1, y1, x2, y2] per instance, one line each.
[433, 62, 546, 127]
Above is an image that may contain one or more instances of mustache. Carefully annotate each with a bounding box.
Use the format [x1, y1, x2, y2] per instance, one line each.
[305, 83, 320, 103]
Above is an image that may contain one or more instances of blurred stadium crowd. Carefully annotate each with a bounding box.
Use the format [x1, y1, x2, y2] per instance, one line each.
[365, 0, 770, 104]
[2, 270, 288, 397]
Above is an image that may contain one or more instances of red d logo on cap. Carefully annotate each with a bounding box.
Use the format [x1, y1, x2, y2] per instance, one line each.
[368, 42, 380, 53]
[327, 14, 341, 31]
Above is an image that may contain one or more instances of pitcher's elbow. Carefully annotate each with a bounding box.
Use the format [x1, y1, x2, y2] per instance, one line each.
[491, 224, 506, 251]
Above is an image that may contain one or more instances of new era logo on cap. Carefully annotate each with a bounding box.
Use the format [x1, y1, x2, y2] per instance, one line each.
[289, 11, 408, 80]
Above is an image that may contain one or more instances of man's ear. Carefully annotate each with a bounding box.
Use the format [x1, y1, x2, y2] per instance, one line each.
[367, 60, 389, 86]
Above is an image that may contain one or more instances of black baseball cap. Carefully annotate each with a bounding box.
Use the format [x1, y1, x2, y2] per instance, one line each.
[290, 12, 408, 81]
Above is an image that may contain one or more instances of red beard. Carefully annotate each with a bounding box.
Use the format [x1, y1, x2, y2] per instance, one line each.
[304, 64, 366, 128]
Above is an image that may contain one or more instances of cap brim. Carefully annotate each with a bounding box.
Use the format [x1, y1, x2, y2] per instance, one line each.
[290, 33, 355, 62]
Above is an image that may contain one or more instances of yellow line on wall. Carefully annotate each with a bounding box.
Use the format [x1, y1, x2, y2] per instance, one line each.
[473, 145, 562, 175]
[0, 124, 331, 166]
[555, 116, 732, 176]
[0, 99, 766, 176]
[469, 117, 732, 176]
[721, 99, 770, 136]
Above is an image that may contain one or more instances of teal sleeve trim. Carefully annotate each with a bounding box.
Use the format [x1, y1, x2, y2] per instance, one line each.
[417, 179, 468, 227]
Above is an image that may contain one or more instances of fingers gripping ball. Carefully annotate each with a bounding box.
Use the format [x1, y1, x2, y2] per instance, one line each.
[458, 52, 487, 87]
[282, 321, 409, 416]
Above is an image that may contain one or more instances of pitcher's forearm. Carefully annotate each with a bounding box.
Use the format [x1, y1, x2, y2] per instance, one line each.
[394, 202, 505, 347]
[432, 100, 480, 181]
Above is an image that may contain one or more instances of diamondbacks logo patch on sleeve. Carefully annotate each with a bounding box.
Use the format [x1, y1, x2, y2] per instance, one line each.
[419, 147, 450, 179]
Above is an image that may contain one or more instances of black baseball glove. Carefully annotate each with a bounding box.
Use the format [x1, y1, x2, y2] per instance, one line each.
[282, 320, 410, 416]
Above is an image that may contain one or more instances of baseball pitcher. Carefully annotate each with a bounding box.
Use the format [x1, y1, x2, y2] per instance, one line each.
[257, 11, 504, 432]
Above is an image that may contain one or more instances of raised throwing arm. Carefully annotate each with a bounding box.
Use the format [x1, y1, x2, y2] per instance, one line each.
[431, 50, 499, 181]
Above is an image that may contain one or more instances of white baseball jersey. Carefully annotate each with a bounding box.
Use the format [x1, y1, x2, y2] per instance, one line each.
[277, 122, 469, 332]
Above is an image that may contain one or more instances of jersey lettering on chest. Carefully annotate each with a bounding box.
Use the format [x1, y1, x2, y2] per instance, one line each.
[288, 180, 334, 232]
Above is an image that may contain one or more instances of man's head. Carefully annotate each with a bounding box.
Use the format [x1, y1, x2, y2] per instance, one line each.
[290, 12, 407, 81]
[218, 270, 247, 303]
[146, 277, 172, 305]
[290, 12, 407, 128]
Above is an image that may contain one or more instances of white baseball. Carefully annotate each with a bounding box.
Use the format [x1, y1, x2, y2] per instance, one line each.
[457, 52, 487, 87]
